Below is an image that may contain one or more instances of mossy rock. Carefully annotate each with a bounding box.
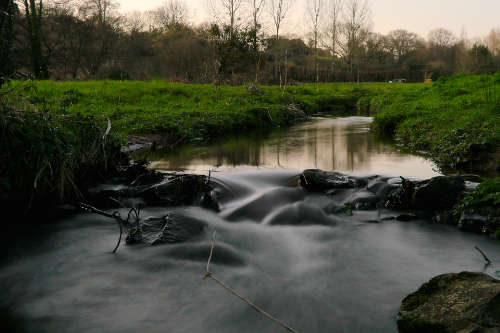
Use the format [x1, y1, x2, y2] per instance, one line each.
[398, 272, 500, 333]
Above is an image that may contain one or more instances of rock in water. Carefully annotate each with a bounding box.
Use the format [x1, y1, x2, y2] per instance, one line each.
[398, 272, 500, 333]
[413, 176, 465, 211]
[300, 169, 359, 192]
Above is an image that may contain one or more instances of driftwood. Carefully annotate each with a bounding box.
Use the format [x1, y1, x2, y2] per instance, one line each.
[78, 202, 141, 253]
[203, 231, 299, 333]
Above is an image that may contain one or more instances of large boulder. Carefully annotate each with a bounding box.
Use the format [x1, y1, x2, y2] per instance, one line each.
[413, 176, 465, 211]
[127, 212, 208, 245]
[300, 169, 361, 193]
[398, 272, 500, 333]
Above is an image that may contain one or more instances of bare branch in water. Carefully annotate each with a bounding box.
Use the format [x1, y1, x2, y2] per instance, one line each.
[203, 232, 299, 333]
[78, 202, 130, 253]
[475, 246, 492, 264]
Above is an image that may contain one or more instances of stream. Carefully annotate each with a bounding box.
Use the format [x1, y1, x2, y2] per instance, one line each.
[1, 117, 499, 333]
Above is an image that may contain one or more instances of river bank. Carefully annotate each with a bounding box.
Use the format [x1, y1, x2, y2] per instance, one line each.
[371, 74, 500, 176]
[2, 77, 499, 221]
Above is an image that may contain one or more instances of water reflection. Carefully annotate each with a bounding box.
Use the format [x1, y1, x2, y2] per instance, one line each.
[149, 117, 441, 179]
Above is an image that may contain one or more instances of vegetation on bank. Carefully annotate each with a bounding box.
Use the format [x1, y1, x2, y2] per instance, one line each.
[20, 80, 408, 142]
[0, 83, 124, 217]
[372, 74, 500, 172]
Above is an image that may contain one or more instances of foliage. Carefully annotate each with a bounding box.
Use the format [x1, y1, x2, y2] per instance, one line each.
[455, 178, 500, 217]
[0, 82, 124, 215]
[19, 80, 398, 143]
[372, 74, 500, 169]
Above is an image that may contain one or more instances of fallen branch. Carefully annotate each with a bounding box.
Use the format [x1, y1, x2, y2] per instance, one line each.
[203, 232, 299, 333]
[78, 202, 137, 253]
[475, 246, 492, 264]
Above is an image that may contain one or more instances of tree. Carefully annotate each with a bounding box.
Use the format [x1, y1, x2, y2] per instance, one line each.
[21, 0, 49, 78]
[428, 28, 456, 48]
[208, 0, 243, 35]
[248, 0, 265, 82]
[469, 44, 494, 74]
[387, 29, 419, 63]
[0, 0, 17, 83]
[339, 0, 370, 82]
[150, 0, 188, 32]
[485, 28, 500, 56]
[267, 0, 294, 88]
[306, 0, 322, 87]
[76, 0, 120, 77]
[322, 0, 342, 80]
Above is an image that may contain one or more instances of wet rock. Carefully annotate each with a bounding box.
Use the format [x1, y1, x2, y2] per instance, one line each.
[89, 172, 215, 210]
[349, 190, 380, 210]
[413, 176, 465, 211]
[262, 202, 339, 226]
[386, 177, 416, 210]
[398, 272, 500, 333]
[136, 212, 208, 245]
[458, 214, 490, 234]
[300, 169, 359, 192]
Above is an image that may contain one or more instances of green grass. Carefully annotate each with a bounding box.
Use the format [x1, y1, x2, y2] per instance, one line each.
[0, 83, 124, 216]
[372, 74, 500, 170]
[22, 81, 405, 142]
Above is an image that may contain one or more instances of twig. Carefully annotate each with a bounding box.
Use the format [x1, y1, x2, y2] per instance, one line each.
[78, 202, 129, 253]
[475, 246, 492, 264]
[203, 232, 299, 333]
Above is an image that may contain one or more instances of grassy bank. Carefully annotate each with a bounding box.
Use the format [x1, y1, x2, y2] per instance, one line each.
[372, 74, 500, 173]
[0, 83, 124, 218]
[21, 80, 410, 143]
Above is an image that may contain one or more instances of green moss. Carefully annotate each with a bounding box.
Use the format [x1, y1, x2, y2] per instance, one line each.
[397, 314, 447, 333]
[401, 277, 442, 312]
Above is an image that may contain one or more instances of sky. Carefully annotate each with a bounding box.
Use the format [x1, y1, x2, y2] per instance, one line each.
[118, 0, 500, 39]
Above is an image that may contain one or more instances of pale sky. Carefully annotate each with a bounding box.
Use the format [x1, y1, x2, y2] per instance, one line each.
[119, 0, 500, 39]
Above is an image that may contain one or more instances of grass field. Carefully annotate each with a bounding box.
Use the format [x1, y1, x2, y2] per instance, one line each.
[6, 76, 500, 174]
[23, 80, 411, 140]
[372, 74, 500, 172]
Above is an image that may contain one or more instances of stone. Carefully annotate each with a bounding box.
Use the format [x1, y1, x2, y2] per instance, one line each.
[300, 169, 359, 192]
[398, 272, 500, 333]
[413, 176, 465, 211]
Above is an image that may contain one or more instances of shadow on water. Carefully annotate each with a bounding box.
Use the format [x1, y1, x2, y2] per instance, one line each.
[145, 117, 441, 179]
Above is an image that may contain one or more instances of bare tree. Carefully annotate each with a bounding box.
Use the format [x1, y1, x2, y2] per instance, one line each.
[485, 28, 500, 56]
[306, 0, 322, 87]
[208, 0, 243, 34]
[387, 29, 419, 62]
[427, 28, 456, 48]
[248, 0, 265, 82]
[322, 0, 342, 81]
[339, 0, 370, 82]
[267, 0, 293, 89]
[78, 0, 118, 26]
[150, 0, 188, 31]
[267, 0, 293, 40]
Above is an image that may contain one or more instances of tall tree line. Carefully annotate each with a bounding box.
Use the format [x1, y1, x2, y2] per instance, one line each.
[4, 0, 500, 84]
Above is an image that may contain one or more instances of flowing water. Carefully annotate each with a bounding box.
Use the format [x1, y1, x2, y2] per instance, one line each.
[1, 117, 499, 333]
